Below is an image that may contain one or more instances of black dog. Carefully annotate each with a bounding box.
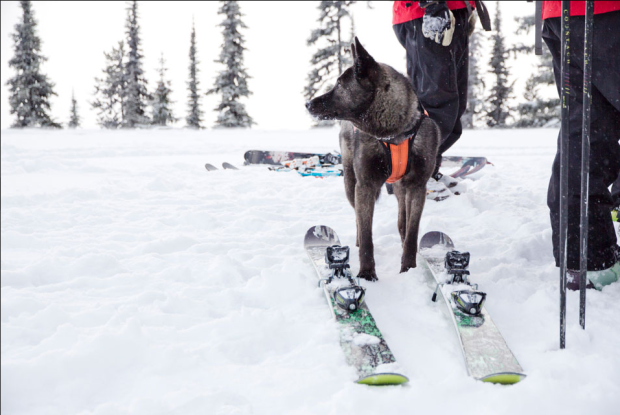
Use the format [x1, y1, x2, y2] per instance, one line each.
[306, 38, 440, 281]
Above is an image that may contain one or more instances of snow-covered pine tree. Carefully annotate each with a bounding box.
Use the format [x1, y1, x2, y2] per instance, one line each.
[461, 30, 485, 129]
[123, 0, 150, 128]
[68, 91, 80, 128]
[484, 2, 514, 128]
[92, 41, 126, 129]
[6, 0, 60, 128]
[304, 1, 356, 127]
[511, 15, 560, 128]
[208, 1, 254, 128]
[151, 54, 177, 126]
[186, 22, 203, 129]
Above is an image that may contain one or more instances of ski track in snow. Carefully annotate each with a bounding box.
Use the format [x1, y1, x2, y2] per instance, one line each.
[1, 128, 619, 415]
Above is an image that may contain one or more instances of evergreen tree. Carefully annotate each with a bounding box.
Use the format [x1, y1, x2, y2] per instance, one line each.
[511, 15, 560, 128]
[68, 91, 80, 128]
[461, 30, 485, 129]
[151, 54, 177, 126]
[6, 0, 60, 128]
[208, 1, 254, 128]
[484, 2, 514, 128]
[92, 41, 126, 129]
[123, 0, 150, 127]
[304, 1, 355, 127]
[186, 22, 203, 129]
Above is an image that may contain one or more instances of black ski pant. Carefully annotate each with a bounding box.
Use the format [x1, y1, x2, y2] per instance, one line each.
[543, 11, 620, 271]
[393, 9, 471, 175]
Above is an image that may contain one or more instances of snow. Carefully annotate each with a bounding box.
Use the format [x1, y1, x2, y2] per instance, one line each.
[2, 127, 619, 415]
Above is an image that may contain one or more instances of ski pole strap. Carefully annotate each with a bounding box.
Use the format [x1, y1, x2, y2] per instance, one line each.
[535, 1, 543, 56]
[474, 1, 492, 31]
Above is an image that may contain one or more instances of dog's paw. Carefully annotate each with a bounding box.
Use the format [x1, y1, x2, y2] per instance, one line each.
[357, 269, 379, 282]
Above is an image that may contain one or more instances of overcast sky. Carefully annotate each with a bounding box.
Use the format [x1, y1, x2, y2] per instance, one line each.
[1, 1, 537, 130]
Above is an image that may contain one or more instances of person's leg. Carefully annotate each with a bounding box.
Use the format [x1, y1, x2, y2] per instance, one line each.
[393, 10, 470, 175]
[612, 174, 620, 209]
[544, 14, 620, 274]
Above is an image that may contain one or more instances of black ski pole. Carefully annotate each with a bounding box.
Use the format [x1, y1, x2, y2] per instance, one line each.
[579, 1, 594, 330]
[559, 0, 570, 350]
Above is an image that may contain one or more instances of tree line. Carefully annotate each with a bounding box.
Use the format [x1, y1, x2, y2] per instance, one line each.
[6, 1, 557, 130]
[6, 0, 252, 129]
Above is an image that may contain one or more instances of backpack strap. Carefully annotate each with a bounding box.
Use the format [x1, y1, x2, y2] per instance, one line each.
[474, 1, 492, 31]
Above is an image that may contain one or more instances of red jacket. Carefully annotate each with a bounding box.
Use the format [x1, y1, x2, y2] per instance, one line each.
[393, 1, 475, 25]
[542, 1, 620, 19]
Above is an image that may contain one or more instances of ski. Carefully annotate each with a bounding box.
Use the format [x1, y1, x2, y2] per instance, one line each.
[298, 168, 343, 178]
[304, 225, 408, 385]
[222, 162, 239, 170]
[442, 156, 491, 178]
[244, 150, 341, 166]
[205, 163, 218, 171]
[418, 231, 526, 384]
[245, 151, 488, 178]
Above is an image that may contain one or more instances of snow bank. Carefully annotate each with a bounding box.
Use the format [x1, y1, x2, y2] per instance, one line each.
[2, 128, 619, 415]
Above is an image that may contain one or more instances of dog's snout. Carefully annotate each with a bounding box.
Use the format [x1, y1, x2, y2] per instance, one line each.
[305, 101, 311, 110]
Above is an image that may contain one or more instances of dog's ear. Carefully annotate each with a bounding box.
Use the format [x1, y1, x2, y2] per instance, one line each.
[353, 37, 377, 79]
[350, 42, 357, 62]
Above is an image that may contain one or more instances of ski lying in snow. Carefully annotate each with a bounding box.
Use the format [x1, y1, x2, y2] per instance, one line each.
[222, 162, 239, 170]
[205, 163, 218, 171]
[244, 150, 341, 166]
[418, 231, 526, 385]
[298, 168, 343, 177]
[304, 225, 408, 385]
[442, 156, 491, 178]
[245, 151, 487, 178]
[385, 182, 452, 202]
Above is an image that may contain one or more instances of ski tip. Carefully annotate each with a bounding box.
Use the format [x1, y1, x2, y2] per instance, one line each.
[303, 225, 340, 248]
[356, 373, 409, 386]
[480, 372, 526, 385]
[222, 162, 239, 170]
[419, 231, 455, 250]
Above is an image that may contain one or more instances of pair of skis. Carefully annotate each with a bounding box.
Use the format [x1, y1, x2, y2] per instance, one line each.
[304, 225, 525, 386]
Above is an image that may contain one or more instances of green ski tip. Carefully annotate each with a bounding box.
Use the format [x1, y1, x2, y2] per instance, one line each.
[481, 373, 526, 385]
[356, 373, 409, 386]
[612, 210, 618, 222]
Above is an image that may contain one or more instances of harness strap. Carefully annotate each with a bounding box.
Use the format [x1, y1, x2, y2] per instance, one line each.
[380, 112, 427, 184]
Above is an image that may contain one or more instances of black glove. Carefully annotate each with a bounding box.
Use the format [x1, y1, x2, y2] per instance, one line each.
[421, 2, 455, 46]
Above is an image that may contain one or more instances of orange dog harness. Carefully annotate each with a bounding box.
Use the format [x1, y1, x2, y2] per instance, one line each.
[380, 112, 427, 183]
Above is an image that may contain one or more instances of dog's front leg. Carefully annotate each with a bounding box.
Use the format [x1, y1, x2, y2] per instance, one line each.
[355, 184, 379, 281]
[400, 184, 427, 273]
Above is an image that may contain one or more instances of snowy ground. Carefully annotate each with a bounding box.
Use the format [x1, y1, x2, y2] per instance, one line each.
[2, 128, 619, 415]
